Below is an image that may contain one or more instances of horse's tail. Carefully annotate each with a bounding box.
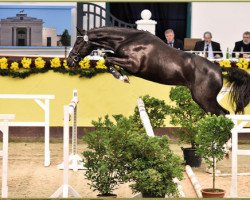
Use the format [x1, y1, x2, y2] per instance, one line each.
[222, 67, 250, 113]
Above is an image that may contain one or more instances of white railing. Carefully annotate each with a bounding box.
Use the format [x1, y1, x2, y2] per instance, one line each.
[0, 94, 55, 167]
[0, 47, 71, 58]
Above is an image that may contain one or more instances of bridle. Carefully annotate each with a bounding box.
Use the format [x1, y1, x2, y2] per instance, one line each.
[69, 35, 89, 64]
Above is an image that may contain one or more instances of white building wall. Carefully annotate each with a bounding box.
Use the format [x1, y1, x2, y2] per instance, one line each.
[42, 28, 58, 46]
[191, 2, 250, 53]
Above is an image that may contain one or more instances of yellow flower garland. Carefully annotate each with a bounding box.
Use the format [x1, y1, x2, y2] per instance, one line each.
[0, 57, 8, 69]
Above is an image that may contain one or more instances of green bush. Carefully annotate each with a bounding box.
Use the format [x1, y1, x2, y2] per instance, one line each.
[132, 95, 169, 129]
[83, 114, 183, 197]
[166, 86, 206, 148]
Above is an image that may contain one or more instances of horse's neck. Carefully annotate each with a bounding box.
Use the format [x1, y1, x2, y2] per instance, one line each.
[89, 29, 128, 50]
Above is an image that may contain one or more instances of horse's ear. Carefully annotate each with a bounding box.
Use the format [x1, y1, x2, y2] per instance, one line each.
[76, 27, 83, 36]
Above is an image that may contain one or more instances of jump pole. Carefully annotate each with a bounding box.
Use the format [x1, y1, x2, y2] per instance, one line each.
[0, 114, 15, 198]
[51, 90, 81, 198]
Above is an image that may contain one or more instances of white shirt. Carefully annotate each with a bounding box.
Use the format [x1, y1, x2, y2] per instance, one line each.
[204, 43, 214, 59]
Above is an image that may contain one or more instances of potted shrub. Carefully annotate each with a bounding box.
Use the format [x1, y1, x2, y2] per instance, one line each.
[166, 86, 206, 167]
[83, 115, 124, 198]
[195, 114, 234, 198]
[126, 135, 183, 198]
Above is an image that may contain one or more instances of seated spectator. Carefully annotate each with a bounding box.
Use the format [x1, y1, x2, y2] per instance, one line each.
[232, 31, 250, 58]
[194, 31, 223, 59]
[164, 29, 184, 50]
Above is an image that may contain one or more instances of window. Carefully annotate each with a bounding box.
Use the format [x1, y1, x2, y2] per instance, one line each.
[47, 37, 51, 46]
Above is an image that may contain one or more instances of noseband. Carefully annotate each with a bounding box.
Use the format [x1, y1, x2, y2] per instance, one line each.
[69, 35, 88, 64]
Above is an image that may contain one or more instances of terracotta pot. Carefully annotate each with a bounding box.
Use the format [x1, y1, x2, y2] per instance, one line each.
[97, 194, 117, 198]
[201, 188, 226, 198]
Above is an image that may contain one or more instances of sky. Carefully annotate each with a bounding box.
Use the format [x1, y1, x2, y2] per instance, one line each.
[0, 6, 72, 35]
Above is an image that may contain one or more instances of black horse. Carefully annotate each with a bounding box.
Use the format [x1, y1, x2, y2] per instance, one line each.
[67, 27, 250, 115]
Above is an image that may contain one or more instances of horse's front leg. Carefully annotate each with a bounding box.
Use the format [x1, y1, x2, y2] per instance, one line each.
[105, 56, 139, 74]
[105, 56, 139, 83]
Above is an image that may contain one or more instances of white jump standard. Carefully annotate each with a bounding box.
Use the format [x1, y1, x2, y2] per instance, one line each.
[57, 90, 84, 171]
[0, 114, 15, 198]
[0, 94, 55, 167]
[51, 90, 81, 198]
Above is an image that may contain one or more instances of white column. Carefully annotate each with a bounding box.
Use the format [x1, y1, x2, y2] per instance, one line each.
[71, 6, 77, 47]
[26, 27, 30, 46]
[136, 10, 157, 35]
[13, 27, 17, 46]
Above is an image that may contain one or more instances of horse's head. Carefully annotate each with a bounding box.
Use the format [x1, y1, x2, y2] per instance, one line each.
[67, 28, 91, 67]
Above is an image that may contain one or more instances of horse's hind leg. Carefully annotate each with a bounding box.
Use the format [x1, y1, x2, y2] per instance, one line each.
[190, 79, 229, 116]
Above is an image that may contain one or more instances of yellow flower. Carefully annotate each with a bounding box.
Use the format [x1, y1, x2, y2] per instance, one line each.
[236, 58, 249, 71]
[21, 57, 32, 69]
[0, 57, 8, 69]
[236, 63, 242, 68]
[219, 59, 231, 68]
[35, 57, 46, 69]
[63, 60, 69, 69]
[10, 62, 19, 71]
[50, 57, 61, 68]
[96, 59, 107, 69]
[79, 57, 90, 69]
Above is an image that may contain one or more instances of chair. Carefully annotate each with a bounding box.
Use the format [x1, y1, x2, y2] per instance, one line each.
[184, 38, 202, 51]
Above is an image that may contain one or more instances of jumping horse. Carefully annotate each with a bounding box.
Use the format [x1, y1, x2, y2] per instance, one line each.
[67, 27, 250, 115]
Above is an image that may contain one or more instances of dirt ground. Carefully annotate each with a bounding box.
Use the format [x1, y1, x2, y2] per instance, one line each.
[0, 142, 250, 198]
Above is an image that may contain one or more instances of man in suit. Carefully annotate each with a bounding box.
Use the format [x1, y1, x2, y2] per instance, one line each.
[232, 31, 250, 58]
[164, 29, 184, 50]
[194, 31, 223, 59]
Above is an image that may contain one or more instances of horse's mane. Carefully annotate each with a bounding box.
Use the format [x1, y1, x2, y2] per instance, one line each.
[87, 26, 152, 35]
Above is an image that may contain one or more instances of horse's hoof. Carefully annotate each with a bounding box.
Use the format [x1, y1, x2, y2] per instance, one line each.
[123, 76, 130, 83]
[119, 76, 130, 83]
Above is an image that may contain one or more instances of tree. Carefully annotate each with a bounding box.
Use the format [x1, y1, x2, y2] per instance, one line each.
[60, 29, 71, 59]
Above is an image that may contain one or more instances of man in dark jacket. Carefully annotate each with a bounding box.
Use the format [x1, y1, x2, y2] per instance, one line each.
[232, 31, 250, 58]
[194, 31, 223, 59]
[164, 29, 184, 50]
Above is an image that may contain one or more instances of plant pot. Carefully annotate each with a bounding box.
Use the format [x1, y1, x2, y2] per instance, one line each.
[97, 194, 117, 198]
[142, 192, 165, 198]
[182, 147, 202, 167]
[201, 188, 226, 198]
